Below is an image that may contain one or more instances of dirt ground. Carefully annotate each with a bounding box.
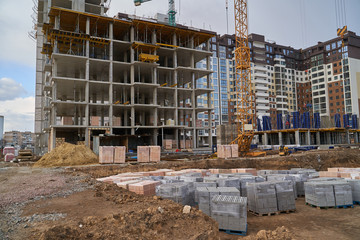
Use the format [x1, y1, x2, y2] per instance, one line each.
[1, 148, 360, 240]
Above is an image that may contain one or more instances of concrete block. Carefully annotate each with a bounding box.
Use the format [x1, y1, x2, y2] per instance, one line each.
[230, 144, 238, 158]
[137, 146, 150, 163]
[114, 146, 126, 164]
[149, 146, 161, 162]
[128, 180, 160, 196]
[99, 146, 114, 164]
[224, 145, 232, 159]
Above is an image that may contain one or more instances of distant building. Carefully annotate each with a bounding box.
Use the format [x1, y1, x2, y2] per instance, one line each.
[3, 131, 36, 150]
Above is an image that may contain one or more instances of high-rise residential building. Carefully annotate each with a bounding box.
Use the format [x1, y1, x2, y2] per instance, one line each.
[3, 131, 36, 149]
[34, 0, 214, 154]
[226, 31, 360, 129]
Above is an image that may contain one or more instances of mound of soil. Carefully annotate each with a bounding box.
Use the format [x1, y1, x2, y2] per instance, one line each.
[245, 226, 294, 240]
[34, 143, 98, 167]
[36, 183, 220, 240]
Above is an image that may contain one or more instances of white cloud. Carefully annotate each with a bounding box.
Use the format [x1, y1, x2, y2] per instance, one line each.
[0, 1, 36, 67]
[0, 97, 35, 132]
[0, 78, 27, 101]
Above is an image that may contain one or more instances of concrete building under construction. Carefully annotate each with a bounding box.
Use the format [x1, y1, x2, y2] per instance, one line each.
[34, 0, 215, 154]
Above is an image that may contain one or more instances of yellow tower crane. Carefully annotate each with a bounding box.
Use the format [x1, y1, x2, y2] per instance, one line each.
[231, 0, 255, 156]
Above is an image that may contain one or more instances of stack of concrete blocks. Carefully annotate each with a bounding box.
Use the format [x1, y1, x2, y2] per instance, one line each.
[247, 182, 278, 214]
[217, 178, 240, 190]
[128, 180, 161, 196]
[308, 177, 341, 182]
[238, 177, 256, 197]
[180, 173, 203, 183]
[267, 175, 297, 199]
[114, 146, 126, 164]
[232, 168, 257, 176]
[99, 146, 114, 164]
[230, 144, 239, 158]
[304, 182, 336, 207]
[217, 145, 235, 159]
[156, 182, 194, 205]
[273, 181, 296, 211]
[211, 195, 247, 232]
[289, 174, 309, 196]
[197, 187, 240, 216]
[137, 146, 150, 163]
[347, 180, 360, 203]
[194, 182, 217, 203]
[138, 146, 161, 163]
[203, 176, 220, 183]
[149, 146, 161, 162]
[332, 181, 353, 206]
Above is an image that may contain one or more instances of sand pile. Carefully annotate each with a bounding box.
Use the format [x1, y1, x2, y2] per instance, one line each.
[34, 143, 98, 167]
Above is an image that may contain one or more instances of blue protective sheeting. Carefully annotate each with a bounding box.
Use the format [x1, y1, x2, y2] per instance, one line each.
[313, 113, 320, 129]
[262, 116, 272, 131]
[277, 113, 283, 130]
[292, 112, 300, 129]
[285, 115, 290, 129]
[343, 114, 350, 128]
[335, 113, 341, 128]
[352, 114, 358, 129]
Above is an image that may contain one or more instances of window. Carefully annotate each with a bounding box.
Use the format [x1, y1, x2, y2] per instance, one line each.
[332, 42, 336, 49]
[326, 44, 331, 51]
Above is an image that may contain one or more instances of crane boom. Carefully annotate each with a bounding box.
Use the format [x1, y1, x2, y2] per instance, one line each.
[233, 0, 255, 155]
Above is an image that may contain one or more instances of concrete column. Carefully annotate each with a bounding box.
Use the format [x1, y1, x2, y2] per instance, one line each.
[85, 128, 89, 147]
[85, 60, 89, 127]
[131, 107, 135, 134]
[262, 133, 269, 145]
[316, 131, 321, 145]
[152, 129, 157, 145]
[86, 18, 90, 57]
[55, 16, 60, 29]
[50, 128, 56, 151]
[278, 132, 283, 146]
[326, 132, 331, 144]
[175, 129, 179, 149]
[100, 0, 105, 15]
[306, 130, 311, 145]
[193, 129, 197, 149]
[208, 110, 213, 148]
[190, 36, 194, 49]
[345, 130, 350, 144]
[355, 132, 359, 144]
[109, 23, 113, 60]
[295, 130, 300, 146]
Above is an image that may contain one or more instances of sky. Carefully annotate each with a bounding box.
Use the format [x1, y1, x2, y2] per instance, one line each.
[0, 0, 359, 133]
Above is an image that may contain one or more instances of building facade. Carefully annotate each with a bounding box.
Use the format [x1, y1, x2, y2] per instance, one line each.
[34, 0, 214, 154]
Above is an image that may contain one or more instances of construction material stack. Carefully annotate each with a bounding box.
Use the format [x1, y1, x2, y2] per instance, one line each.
[156, 182, 194, 205]
[273, 181, 296, 212]
[347, 180, 360, 204]
[211, 195, 247, 235]
[247, 182, 278, 215]
[304, 181, 353, 207]
[17, 149, 34, 162]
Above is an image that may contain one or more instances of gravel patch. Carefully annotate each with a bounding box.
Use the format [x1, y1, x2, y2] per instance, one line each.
[0, 165, 93, 240]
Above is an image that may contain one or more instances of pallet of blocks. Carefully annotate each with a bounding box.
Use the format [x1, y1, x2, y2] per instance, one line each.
[346, 179, 360, 204]
[17, 150, 33, 162]
[211, 195, 247, 236]
[247, 182, 278, 216]
[304, 180, 353, 208]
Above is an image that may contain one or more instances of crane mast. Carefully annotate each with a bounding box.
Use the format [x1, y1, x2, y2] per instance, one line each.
[233, 0, 255, 155]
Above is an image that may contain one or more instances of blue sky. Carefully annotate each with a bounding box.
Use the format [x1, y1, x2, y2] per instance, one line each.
[0, 0, 359, 132]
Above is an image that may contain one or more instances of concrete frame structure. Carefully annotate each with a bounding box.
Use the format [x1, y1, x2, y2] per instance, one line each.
[34, 0, 215, 154]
